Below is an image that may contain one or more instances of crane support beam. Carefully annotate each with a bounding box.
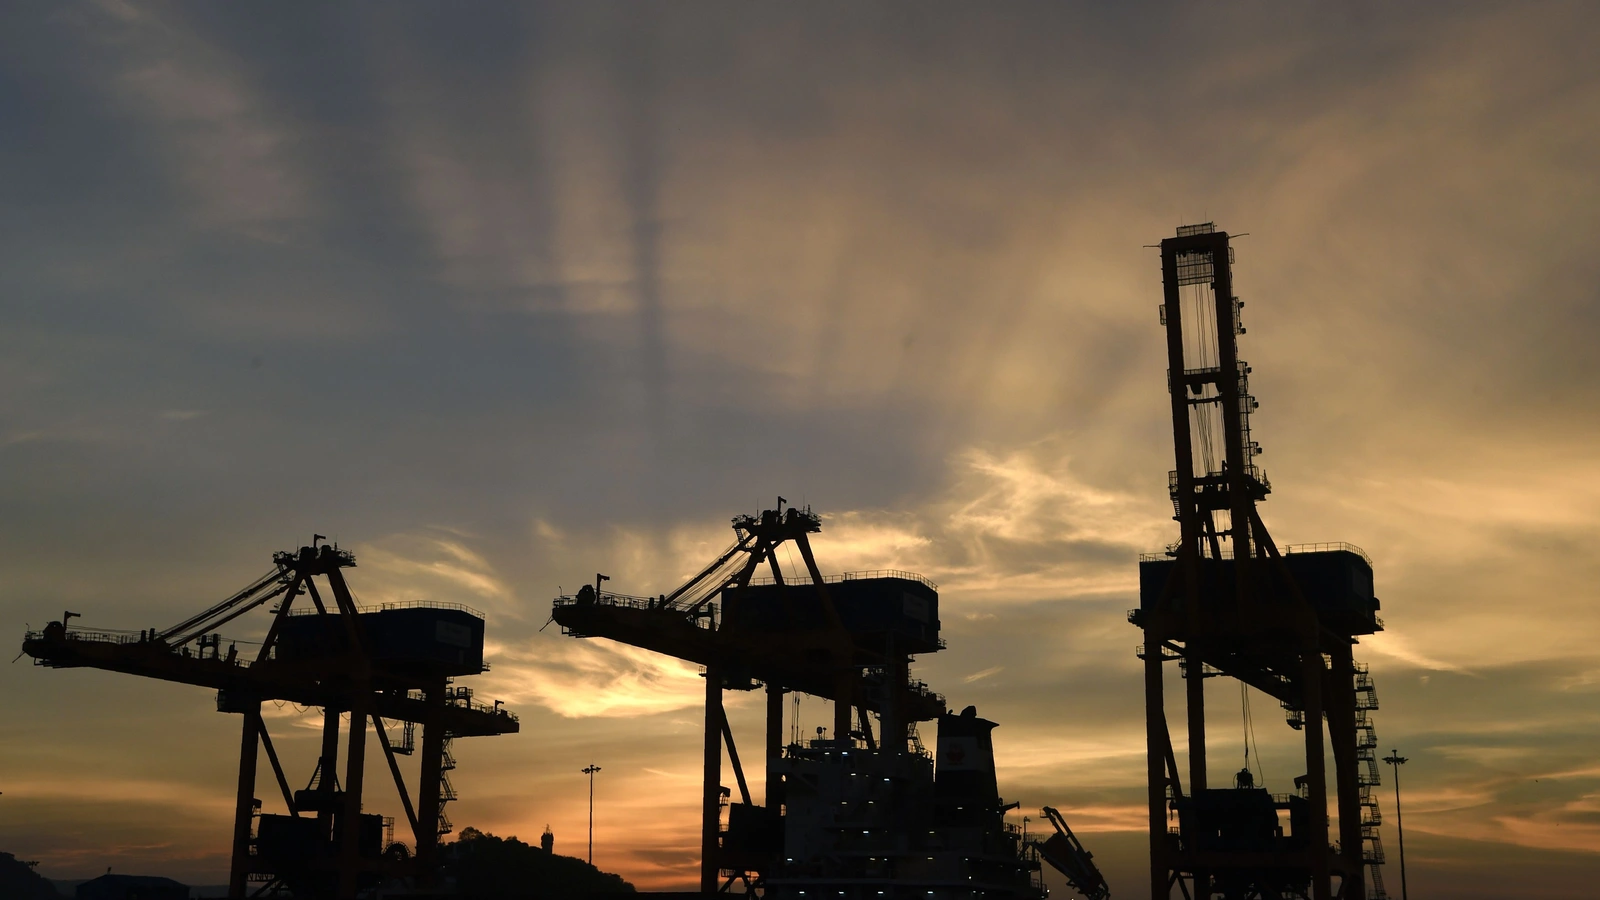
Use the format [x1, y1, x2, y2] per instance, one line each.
[1146, 646, 1169, 900]
[765, 683, 784, 809]
[701, 666, 723, 894]
[414, 688, 448, 882]
[374, 716, 420, 839]
[720, 708, 753, 808]
[255, 575, 305, 665]
[228, 707, 259, 900]
[257, 715, 297, 816]
[338, 691, 370, 899]
[19, 637, 515, 735]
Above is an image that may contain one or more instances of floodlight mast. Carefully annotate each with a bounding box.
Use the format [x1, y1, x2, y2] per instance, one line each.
[583, 763, 602, 865]
[1383, 751, 1410, 900]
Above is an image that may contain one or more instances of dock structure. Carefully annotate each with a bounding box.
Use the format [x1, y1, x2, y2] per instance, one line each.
[1133, 224, 1390, 900]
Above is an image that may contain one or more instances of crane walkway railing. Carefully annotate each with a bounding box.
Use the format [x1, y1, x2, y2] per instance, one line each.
[1139, 541, 1371, 566]
[26, 624, 262, 650]
[287, 599, 485, 619]
[26, 626, 144, 645]
[405, 688, 519, 723]
[555, 570, 938, 613]
[553, 591, 661, 608]
[746, 569, 938, 591]
[26, 626, 263, 666]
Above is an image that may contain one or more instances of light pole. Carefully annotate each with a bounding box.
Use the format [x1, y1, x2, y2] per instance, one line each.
[1382, 750, 1409, 900]
[583, 764, 602, 865]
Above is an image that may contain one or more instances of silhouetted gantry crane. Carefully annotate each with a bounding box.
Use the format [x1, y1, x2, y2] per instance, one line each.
[22, 540, 518, 900]
[551, 504, 946, 894]
[1131, 224, 1391, 900]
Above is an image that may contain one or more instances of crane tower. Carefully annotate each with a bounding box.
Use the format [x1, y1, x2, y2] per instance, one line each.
[1131, 225, 1391, 900]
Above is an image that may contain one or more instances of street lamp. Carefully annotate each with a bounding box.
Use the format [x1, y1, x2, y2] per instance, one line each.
[1382, 750, 1409, 900]
[583, 764, 602, 865]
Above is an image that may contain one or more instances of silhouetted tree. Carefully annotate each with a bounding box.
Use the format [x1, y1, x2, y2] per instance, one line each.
[0, 852, 60, 899]
[445, 827, 634, 898]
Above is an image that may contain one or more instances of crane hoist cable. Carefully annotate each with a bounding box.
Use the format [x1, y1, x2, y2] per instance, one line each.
[158, 566, 290, 646]
[1240, 682, 1265, 787]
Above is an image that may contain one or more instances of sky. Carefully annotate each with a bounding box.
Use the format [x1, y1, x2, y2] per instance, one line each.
[1, 1, 1598, 896]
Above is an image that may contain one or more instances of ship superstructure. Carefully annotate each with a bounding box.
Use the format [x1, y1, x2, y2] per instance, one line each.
[767, 707, 1039, 899]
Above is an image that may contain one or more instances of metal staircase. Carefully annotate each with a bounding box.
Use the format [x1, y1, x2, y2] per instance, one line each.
[1354, 663, 1389, 899]
[438, 734, 457, 837]
[1276, 661, 1390, 899]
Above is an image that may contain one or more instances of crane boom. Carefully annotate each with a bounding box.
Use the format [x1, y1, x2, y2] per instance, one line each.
[1033, 805, 1110, 900]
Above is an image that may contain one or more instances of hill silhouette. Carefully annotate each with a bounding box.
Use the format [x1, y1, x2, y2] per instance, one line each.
[1, 852, 60, 899]
[446, 827, 635, 898]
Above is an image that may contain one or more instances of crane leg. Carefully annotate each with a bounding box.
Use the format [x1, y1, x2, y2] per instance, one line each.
[414, 685, 447, 884]
[1304, 651, 1332, 900]
[702, 666, 723, 893]
[1146, 646, 1168, 900]
[765, 683, 784, 809]
[228, 706, 259, 899]
[338, 693, 369, 898]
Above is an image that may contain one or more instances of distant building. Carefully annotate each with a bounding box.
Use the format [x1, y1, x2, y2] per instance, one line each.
[540, 825, 554, 853]
[76, 873, 189, 900]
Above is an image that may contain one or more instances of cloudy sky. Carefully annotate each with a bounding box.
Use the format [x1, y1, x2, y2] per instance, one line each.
[2, 1, 1598, 896]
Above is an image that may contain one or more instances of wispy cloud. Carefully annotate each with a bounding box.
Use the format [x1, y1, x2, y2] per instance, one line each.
[485, 639, 705, 718]
[1361, 632, 1470, 674]
[817, 441, 1168, 601]
[354, 533, 515, 611]
[74, 3, 313, 236]
[963, 666, 1005, 684]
